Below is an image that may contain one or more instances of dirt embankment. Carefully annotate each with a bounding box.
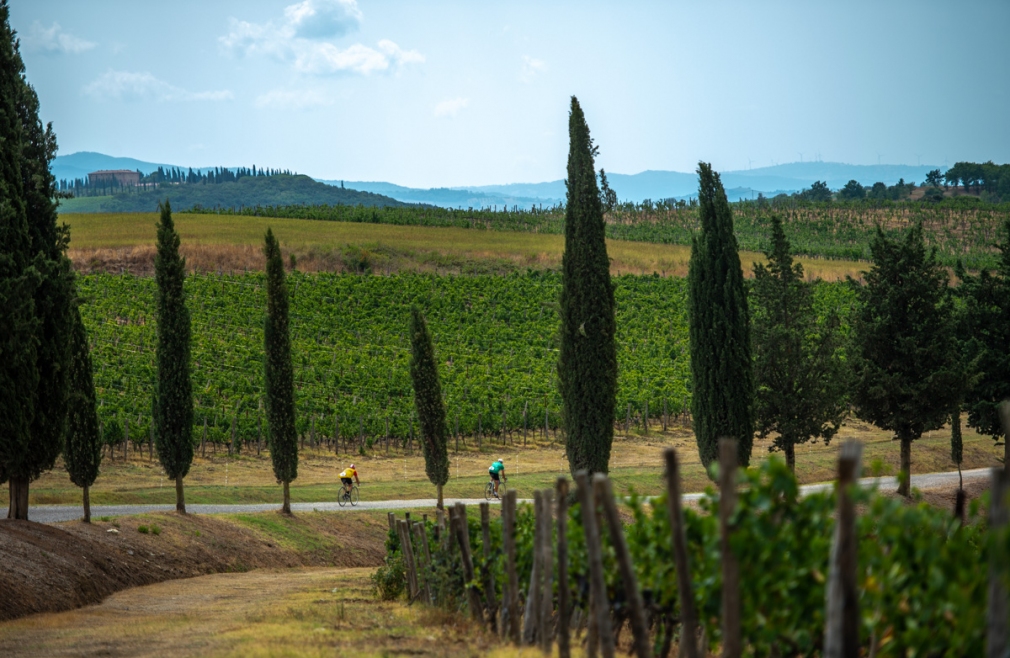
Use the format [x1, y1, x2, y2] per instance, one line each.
[0, 510, 389, 623]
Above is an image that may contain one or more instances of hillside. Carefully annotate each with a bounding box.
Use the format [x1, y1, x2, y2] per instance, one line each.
[57, 174, 409, 213]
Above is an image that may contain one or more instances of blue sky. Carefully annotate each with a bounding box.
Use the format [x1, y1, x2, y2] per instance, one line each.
[10, 0, 1010, 187]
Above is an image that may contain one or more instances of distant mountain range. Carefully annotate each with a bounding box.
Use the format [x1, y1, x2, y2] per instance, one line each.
[53, 151, 943, 211]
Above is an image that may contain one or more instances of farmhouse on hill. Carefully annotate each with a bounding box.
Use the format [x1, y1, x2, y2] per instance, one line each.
[87, 169, 140, 187]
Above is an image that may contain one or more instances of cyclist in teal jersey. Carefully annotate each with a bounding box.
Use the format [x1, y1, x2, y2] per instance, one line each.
[488, 458, 506, 498]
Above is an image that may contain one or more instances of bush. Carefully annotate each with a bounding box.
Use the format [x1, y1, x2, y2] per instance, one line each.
[137, 525, 149, 534]
[371, 553, 406, 601]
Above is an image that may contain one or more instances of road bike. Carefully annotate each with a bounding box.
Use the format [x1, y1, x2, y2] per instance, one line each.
[338, 484, 360, 507]
[484, 478, 507, 501]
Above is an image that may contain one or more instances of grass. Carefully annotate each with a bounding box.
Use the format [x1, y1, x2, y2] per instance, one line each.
[0, 566, 544, 657]
[62, 211, 867, 280]
[5, 417, 1001, 509]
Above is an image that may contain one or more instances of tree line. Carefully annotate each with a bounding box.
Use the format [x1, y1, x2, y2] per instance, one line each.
[58, 164, 297, 198]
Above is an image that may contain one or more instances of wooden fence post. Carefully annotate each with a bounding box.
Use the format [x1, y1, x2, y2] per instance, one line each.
[663, 448, 700, 658]
[555, 477, 571, 658]
[595, 475, 650, 658]
[453, 502, 484, 623]
[411, 521, 433, 605]
[539, 489, 554, 654]
[719, 438, 741, 658]
[387, 512, 395, 532]
[396, 519, 418, 602]
[825, 440, 863, 658]
[504, 489, 521, 643]
[524, 491, 543, 645]
[988, 466, 1009, 658]
[575, 471, 615, 658]
[480, 502, 499, 632]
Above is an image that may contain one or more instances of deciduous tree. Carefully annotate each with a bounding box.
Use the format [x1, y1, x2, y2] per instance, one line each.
[688, 162, 754, 468]
[852, 224, 964, 496]
[153, 200, 194, 513]
[408, 307, 450, 509]
[751, 216, 848, 471]
[264, 228, 298, 513]
[558, 96, 617, 478]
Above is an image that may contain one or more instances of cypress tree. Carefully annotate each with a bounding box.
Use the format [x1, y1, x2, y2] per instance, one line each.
[954, 219, 1010, 468]
[64, 305, 102, 522]
[852, 224, 964, 497]
[153, 200, 194, 513]
[688, 163, 753, 469]
[557, 96, 617, 477]
[408, 307, 449, 509]
[1, 1, 74, 519]
[751, 216, 847, 471]
[264, 228, 297, 514]
[0, 0, 40, 518]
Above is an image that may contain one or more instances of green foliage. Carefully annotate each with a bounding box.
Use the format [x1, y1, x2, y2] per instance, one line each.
[558, 97, 617, 477]
[409, 307, 449, 488]
[797, 180, 833, 202]
[264, 228, 297, 485]
[751, 216, 848, 469]
[852, 225, 964, 442]
[153, 200, 194, 481]
[372, 553, 406, 601]
[137, 525, 149, 534]
[954, 219, 1010, 443]
[0, 0, 41, 489]
[414, 459, 992, 655]
[689, 162, 754, 468]
[64, 305, 103, 489]
[189, 195, 1010, 270]
[58, 173, 407, 213]
[838, 179, 866, 200]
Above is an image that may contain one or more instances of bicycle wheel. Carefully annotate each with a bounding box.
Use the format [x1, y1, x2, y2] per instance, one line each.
[338, 489, 348, 507]
[350, 486, 360, 506]
[484, 480, 493, 501]
[499, 480, 507, 497]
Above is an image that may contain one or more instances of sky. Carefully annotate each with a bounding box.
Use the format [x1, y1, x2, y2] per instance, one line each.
[10, 0, 1010, 188]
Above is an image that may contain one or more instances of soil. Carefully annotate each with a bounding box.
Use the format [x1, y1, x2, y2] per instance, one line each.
[0, 510, 388, 623]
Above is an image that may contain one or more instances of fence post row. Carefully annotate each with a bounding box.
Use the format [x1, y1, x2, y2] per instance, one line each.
[555, 477, 571, 658]
[523, 491, 543, 645]
[411, 520, 433, 605]
[504, 489, 521, 644]
[480, 502, 499, 633]
[539, 488, 554, 655]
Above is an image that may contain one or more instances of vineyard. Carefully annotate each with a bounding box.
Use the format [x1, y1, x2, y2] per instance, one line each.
[380, 450, 1008, 656]
[78, 270, 855, 449]
[191, 196, 1010, 270]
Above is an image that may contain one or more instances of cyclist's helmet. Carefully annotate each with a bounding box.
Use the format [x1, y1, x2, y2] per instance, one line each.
[498, 458, 504, 463]
[349, 463, 355, 469]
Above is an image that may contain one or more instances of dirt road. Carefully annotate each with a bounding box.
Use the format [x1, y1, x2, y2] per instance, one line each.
[0, 567, 496, 657]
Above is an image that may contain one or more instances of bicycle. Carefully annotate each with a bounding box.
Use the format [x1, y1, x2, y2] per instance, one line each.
[484, 478, 507, 501]
[338, 484, 360, 507]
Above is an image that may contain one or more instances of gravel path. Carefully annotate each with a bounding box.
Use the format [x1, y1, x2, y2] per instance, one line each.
[27, 467, 992, 524]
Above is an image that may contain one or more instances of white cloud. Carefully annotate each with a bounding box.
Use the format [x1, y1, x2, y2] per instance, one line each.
[220, 0, 422, 76]
[22, 21, 95, 54]
[520, 55, 546, 83]
[83, 71, 233, 102]
[434, 97, 469, 118]
[285, 0, 362, 39]
[254, 87, 333, 110]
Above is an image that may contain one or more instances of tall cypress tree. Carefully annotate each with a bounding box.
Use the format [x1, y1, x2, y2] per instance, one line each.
[0, 0, 40, 518]
[408, 307, 449, 509]
[1, 2, 73, 519]
[557, 96, 617, 477]
[751, 216, 848, 471]
[264, 228, 297, 514]
[64, 305, 102, 522]
[852, 224, 964, 496]
[153, 200, 194, 513]
[688, 163, 754, 469]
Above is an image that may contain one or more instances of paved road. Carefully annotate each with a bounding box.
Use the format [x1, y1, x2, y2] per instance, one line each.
[25, 467, 993, 524]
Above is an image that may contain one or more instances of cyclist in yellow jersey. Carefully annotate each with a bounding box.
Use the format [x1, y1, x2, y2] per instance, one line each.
[339, 464, 360, 496]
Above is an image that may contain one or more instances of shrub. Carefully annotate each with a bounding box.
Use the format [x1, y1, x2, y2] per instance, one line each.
[371, 553, 406, 601]
[137, 525, 149, 534]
